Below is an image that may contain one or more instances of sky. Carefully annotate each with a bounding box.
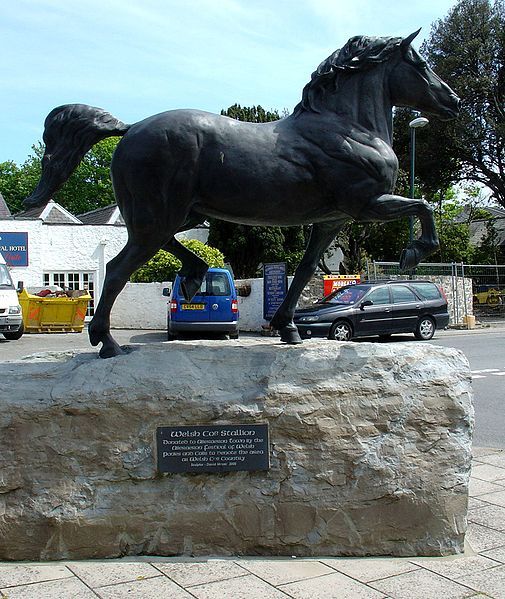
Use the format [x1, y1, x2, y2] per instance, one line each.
[1, 0, 459, 165]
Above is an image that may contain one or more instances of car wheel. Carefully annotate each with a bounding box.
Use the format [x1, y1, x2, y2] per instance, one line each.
[415, 316, 435, 341]
[487, 295, 501, 306]
[329, 320, 353, 341]
[167, 331, 177, 341]
[3, 322, 24, 341]
[229, 331, 239, 340]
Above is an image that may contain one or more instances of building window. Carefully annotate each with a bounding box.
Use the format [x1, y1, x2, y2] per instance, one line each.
[43, 271, 96, 317]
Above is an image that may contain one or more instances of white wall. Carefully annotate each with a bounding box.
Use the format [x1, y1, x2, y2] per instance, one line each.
[0, 220, 128, 299]
[110, 282, 170, 329]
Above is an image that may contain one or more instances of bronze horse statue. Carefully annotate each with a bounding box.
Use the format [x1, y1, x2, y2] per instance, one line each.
[24, 30, 459, 358]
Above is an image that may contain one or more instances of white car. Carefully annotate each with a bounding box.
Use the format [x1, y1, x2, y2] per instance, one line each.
[0, 254, 23, 340]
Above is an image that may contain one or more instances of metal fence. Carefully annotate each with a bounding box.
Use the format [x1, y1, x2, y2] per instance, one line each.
[365, 261, 505, 319]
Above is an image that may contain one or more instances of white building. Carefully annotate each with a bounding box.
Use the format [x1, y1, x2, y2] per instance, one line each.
[0, 198, 128, 316]
[0, 195, 209, 317]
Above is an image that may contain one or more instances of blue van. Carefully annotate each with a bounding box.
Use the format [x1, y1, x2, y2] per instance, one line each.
[167, 267, 239, 340]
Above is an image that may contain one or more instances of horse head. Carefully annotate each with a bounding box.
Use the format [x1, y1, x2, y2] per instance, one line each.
[389, 29, 460, 121]
[295, 31, 460, 123]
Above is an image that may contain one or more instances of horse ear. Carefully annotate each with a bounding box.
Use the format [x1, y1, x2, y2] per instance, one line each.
[401, 28, 421, 48]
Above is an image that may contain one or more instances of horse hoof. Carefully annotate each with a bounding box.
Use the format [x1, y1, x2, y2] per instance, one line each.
[399, 248, 417, 271]
[181, 274, 205, 302]
[99, 341, 125, 359]
[279, 326, 303, 345]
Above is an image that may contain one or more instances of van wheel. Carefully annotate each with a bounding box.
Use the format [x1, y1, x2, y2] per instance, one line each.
[3, 323, 24, 340]
[329, 320, 353, 341]
[415, 316, 435, 340]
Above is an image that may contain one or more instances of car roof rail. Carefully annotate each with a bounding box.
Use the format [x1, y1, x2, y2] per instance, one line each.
[365, 279, 433, 285]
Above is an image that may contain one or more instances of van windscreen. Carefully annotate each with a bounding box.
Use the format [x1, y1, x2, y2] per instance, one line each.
[0, 265, 14, 288]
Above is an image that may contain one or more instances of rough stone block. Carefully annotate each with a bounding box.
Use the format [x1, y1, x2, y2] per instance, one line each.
[0, 339, 473, 560]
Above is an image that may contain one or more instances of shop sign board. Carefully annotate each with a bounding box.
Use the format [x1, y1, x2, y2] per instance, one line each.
[0, 232, 29, 267]
[263, 262, 287, 320]
[323, 274, 361, 296]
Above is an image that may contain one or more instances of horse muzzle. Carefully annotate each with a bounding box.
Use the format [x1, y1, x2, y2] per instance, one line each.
[439, 94, 461, 121]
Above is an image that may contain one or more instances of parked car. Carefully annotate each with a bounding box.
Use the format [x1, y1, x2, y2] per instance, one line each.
[294, 280, 449, 341]
[0, 254, 24, 340]
[166, 267, 239, 340]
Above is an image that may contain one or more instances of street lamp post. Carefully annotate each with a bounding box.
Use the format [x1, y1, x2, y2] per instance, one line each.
[408, 116, 429, 244]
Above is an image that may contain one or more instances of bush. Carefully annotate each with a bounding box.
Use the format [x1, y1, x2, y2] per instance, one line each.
[130, 239, 225, 283]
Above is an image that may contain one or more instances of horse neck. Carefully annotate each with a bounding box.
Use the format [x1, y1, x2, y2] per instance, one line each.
[329, 67, 393, 144]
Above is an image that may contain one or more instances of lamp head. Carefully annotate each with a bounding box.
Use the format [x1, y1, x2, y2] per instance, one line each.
[409, 117, 429, 128]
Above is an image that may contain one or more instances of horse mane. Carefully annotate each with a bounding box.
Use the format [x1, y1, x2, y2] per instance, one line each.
[294, 35, 403, 114]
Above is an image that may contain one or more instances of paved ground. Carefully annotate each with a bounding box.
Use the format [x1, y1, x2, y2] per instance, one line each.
[0, 447, 504, 599]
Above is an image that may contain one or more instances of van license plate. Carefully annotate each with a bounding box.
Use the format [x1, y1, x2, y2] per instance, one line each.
[181, 303, 205, 310]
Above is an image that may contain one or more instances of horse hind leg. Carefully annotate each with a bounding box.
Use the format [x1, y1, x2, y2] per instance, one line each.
[163, 238, 209, 301]
[89, 239, 164, 358]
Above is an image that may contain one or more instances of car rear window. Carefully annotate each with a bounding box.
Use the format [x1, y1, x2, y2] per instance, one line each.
[391, 285, 418, 303]
[208, 273, 231, 296]
[176, 272, 231, 297]
[410, 282, 441, 300]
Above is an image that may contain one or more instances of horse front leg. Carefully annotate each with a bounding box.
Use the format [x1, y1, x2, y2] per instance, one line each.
[270, 221, 346, 344]
[89, 240, 162, 358]
[360, 195, 439, 270]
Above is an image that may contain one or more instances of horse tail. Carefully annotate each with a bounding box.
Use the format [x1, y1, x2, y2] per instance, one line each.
[23, 104, 130, 209]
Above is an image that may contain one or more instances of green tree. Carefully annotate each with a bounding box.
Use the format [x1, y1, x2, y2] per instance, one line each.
[208, 104, 307, 278]
[398, 0, 505, 208]
[0, 138, 119, 215]
[0, 158, 42, 214]
[131, 239, 224, 282]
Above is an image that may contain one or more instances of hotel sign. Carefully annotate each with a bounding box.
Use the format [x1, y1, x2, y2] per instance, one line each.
[0, 232, 29, 266]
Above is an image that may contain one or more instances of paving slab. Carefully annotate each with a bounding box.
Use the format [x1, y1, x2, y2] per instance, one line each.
[481, 546, 505, 564]
[468, 477, 505, 497]
[468, 503, 505, 532]
[475, 452, 505, 469]
[478, 489, 505, 508]
[471, 463, 505, 483]
[466, 522, 505, 553]
[237, 558, 335, 585]
[472, 447, 503, 459]
[320, 557, 419, 583]
[368, 568, 476, 599]
[66, 561, 162, 588]
[94, 575, 194, 598]
[278, 571, 386, 599]
[458, 564, 505, 599]
[0, 563, 72, 588]
[154, 559, 249, 587]
[410, 554, 501, 580]
[187, 573, 292, 599]
[467, 496, 492, 511]
[0, 576, 98, 599]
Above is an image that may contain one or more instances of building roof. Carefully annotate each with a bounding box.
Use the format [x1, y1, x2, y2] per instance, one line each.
[78, 204, 125, 225]
[470, 215, 505, 247]
[15, 200, 81, 224]
[0, 192, 12, 219]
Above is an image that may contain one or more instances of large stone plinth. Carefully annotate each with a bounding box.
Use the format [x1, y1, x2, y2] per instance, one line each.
[0, 338, 473, 560]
